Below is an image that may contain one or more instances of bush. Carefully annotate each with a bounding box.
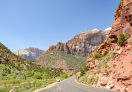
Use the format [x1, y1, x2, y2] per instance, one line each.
[79, 76, 87, 84]
[23, 71, 34, 78]
[99, 51, 115, 67]
[87, 76, 98, 85]
[79, 75, 98, 85]
[117, 34, 128, 46]
[61, 74, 68, 79]
[33, 73, 42, 79]
[94, 54, 103, 59]
[80, 66, 88, 76]
[42, 73, 50, 79]
[0, 88, 10, 92]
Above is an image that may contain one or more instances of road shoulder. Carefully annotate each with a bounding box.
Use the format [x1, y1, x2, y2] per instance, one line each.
[33, 82, 58, 92]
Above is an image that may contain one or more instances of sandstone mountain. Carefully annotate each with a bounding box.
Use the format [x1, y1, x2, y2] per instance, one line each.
[46, 29, 109, 56]
[15, 48, 45, 61]
[82, 0, 132, 92]
[37, 29, 110, 70]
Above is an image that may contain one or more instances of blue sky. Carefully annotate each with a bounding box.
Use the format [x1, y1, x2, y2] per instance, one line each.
[0, 0, 120, 52]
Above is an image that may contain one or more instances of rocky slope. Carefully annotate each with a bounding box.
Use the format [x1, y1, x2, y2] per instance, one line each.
[37, 50, 87, 71]
[46, 29, 109, 56]
[15, 48, 45, 61]
[84, 0, 132, 92]
[37, 29, 110, 70]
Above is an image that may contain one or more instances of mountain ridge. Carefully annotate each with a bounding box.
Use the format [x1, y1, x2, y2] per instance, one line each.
[37, 29, 110, 70]
[15, 47, 45, 61]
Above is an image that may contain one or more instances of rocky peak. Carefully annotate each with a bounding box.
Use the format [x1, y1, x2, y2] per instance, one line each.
[15, 48, 45, 61]
[46, 29, 110, 56]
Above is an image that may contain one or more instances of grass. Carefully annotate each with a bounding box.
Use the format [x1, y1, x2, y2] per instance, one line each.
[95, 51, 115, 68]
[79, 75, 98, 85]
[11, 79, 55, 92]
[0, 79, 56, 92]
[0, 73, 68, 92]
[95, 51, 115, 75]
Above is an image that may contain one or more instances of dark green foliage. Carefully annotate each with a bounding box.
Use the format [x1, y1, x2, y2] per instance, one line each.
[80, 66, 88, 76]
[61, 74, 69, 79]
[117, 34, 128, 46]
[94, 54, 103, 59]
[0, 88, 10, 92]
[33, 73, 43, 79]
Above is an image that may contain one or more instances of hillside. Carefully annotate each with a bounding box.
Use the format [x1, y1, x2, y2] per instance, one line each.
[0, 43, 46, 71]
[15, 48, 45, 61]
[79, 0, 132, 92]
[37, 29, 110, 71]
[0, 43, 65, 92]
[37, 50, 87, 71]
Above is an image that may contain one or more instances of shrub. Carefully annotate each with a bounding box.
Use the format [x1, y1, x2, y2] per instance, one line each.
[61, 74, 68, 79]
[0, 88, 10, 92]
[99, 51, 115, 67]
[23, 71, 34, 77]
[104, 65, 110, 75]
[94, 54, 103, 59]
[117, 34, 128, 46]
[42, 73, 50, 79]
[33, 73, 42, 79]
[79, 76, 87, 84]
[87, 76, 98, 85]
[80, 66, 88, 76]
[79, 75, 98, 85]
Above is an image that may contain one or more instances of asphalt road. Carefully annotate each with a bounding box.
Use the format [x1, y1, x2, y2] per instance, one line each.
[39, 76, 114, 92]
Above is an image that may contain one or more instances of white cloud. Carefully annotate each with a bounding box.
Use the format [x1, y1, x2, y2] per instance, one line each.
[104, 27, 112, 31]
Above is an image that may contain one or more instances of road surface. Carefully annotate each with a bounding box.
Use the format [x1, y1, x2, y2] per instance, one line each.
[39, 76, 114, 92]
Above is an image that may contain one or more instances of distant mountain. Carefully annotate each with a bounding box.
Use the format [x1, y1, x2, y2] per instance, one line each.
[37, 29, 110, 70]
[15, 48, 45, 61]
[0, 43, 43, 71]
[45, 29, 109, 56]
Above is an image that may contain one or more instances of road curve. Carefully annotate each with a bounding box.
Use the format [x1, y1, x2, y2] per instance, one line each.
[39, 76, 114, 92]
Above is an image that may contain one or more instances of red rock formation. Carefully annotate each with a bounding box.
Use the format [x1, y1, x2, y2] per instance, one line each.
[86, 0, 132, 92]
[37, 29, 109, 71]
[46, 30, 109, 56]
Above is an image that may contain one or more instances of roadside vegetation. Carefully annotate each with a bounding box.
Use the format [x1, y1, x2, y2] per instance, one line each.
[0, 63, 68, 92]
[0, 43, 69, 92]
[78, 51, 115, 85]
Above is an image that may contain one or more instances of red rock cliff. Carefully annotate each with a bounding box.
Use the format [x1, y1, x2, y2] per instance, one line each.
[86, 0, 132, 92]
